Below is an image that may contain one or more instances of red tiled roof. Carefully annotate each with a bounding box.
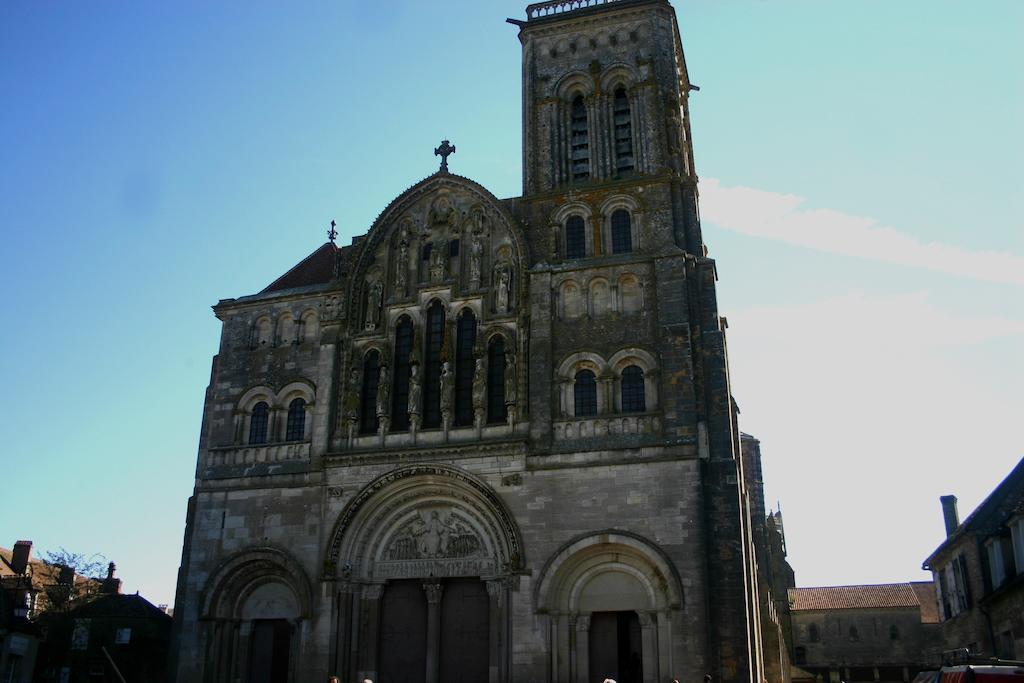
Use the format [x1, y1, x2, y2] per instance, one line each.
[261, 242, 340, 294]
[789, 582, 931, 612]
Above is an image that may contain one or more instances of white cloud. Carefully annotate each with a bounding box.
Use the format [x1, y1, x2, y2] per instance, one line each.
[727, 292, 1024, 587]
[700, 178, 1024, 286]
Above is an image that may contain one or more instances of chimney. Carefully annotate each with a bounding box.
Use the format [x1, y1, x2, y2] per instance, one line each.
[11, 540, 32, 575]
[941, 495, 960, 537]
[58, 564, 76, 586]
[101, 561, 122, 594]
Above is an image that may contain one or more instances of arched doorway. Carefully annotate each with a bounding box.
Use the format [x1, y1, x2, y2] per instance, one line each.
[535, 531, 683, 683]
[326, 464, 524, 683]
[199, 547, 313, 683]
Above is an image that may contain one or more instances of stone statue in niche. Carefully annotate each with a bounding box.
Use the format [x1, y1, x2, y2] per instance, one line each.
[323, 294, 343, 321]
[408, 363, 422, 418]
[468, 232, 483, 290]
[494, 263, 511, 314]
[504, 350, 516, 406]
[394, 231, 409, 297]
[343, 365, 362, 424]
[365, 280, 383, 330]
[429, 235, 448, 283]
[472, 356, 486, 420]
[376, 364, 390, 421]
[439, 360, 453, 426]
[429, 195, 458, 231]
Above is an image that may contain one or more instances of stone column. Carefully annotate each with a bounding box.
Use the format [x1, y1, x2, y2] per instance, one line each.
[574, 614, 591, 683]
[657, 610, 673, 682]
[358, 584, 384, 683]
[486, 580, 504, 683]
[423, 581, 444, 683]
[639, 611, 659, 683]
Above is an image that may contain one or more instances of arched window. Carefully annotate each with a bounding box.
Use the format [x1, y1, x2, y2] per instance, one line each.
[565, 215, 586, 260]
[570, 95, 590, 181]
[621, 365, 645, 413]
[889, 625, 900, 641]
[248, 401, 269, 444]
[574, 369, 597, 417]
[391, 318, 414, 431]
[613, 87, 634, 174]
[285, 398, 306, 441]
[454, 310, 477, 426]
[848, 625, 859, 641]
[361, 350, 381, 434]
[422, 302, 445, 428]
[809, 623, 820, 643]
[611, 209, 632, 254]
[422, 242, 433, 263]
[253, 318, 273, 348]
[487, 336, 507, 423]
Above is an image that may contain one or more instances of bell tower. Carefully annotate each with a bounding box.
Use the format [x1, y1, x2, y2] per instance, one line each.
[513, 0, 702, 254]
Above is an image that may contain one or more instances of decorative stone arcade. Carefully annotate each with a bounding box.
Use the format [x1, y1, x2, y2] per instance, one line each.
[325, 465, 524, 683]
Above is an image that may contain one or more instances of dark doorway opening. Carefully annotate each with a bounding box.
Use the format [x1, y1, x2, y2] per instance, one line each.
[249, 619, 291, 683]
[379, 580, 428, 683]
[440, 579, 490, 683]
[589, 611, 642, 683]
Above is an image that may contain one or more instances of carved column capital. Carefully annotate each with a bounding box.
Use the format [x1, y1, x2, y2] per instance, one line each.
[637, 610, 656, 629]
[362, 583, 385, 601]
[422, 581, 444, 604]
[485, 580, 504, 601]
[575, 614, 591, 632]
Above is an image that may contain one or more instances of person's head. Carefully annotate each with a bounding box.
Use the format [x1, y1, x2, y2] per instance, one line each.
[705, 675, 713, 683]
[327, 678, 339, 683]
[602, 679, 617, 683]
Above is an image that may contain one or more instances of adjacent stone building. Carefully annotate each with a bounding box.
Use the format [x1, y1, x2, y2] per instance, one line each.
[169, 1, 787, 681]
[923, 457, 1024, 660]
[788, 583, 942, 683]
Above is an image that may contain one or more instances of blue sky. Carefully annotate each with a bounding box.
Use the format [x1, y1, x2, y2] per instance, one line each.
[1, 1, 1020, 606]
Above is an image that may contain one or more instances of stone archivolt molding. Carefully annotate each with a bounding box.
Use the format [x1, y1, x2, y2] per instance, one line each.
[325, 464, 524, 581]
[200, 546, 314, 621]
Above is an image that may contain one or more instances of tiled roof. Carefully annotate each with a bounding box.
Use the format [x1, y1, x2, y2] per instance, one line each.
[0, 547, 102, 592]
[69, 593, 171, 621]
[261, 242, 340, 294]
[789, 582, 931, 613]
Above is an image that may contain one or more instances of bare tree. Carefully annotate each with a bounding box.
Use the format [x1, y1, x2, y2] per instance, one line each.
[40, 547, 109, 612]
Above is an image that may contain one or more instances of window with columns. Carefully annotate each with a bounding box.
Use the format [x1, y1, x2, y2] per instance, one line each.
[611, 209, 632, 254]
[613, 86, 634, 174]
[361, 350, 381, 434]
[487, 336, 507, 423]
[454, 310, 477, 427]
[621, 365, 646, 413]
[565, 215, 586, 259]
[570, 95, 590, 181]
[574, 369, 598, 417]
[423, 302, 445, 428]
[392, 318, 414, 431]
[248, 402, 269, 444]
[284, 398, 306, 441]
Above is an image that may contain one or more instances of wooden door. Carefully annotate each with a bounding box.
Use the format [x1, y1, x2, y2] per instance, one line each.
[379, 580, 428, 683]
[439, 579, 490, 683]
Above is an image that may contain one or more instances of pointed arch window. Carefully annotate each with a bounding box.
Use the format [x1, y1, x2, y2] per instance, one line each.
[423, 302, 445, 428]
[613, 87, 634, 174]
[487, 336, 507, 423]
[621, 365, 645, 413]
[611, 209, 632, 254]
[248, 401, 269, 444]
[391, 318, 414, 431]
[565, 215, 586, 260]
[454, 310, 477, 426]
[570, 95, 590, 181]
[285, 398, 306, 441]
[361, 350, 381, 434]
[574, 369, 597, 417]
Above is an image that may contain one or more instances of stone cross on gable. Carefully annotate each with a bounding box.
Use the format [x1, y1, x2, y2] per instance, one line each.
[328, 219, 338, 244]
[434, 139, 456, 173]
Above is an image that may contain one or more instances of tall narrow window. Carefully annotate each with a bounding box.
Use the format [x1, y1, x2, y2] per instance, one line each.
[613, 87, 634, 174]
[809, 624, 820, 643]
[574, 369, 597, 417]
[611, 209, 632, 254]
[423, 302, 445, 428]
[570, 95, 590, 181]
[361, 351, 381, 434]
[391, 318, 414, 431]
[249, 401, 269, 444]
[621, 365, 646, 413]
[454, 310, 477, 426]
[285, 398, 306, 441]
[565, 215, 586, 259]
[487, 336, 507, 423]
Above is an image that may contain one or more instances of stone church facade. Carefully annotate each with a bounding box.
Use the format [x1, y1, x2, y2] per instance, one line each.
[170, 1, 782, 682]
